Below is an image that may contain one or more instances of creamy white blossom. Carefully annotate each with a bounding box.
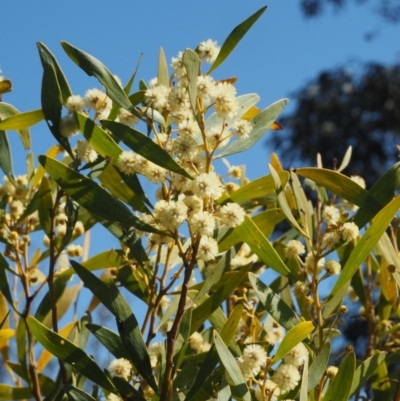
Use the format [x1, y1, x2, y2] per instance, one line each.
[322, 205, 340, 225]
[76, 140, 98, 163]
[325, 260, 341, 275]
[199, 39, 220, 63]
[283, 342, 309, 367]
[271, 364, 301, 393]
[285, 240, 305, 258]
[107, 358, 133, 381]
[197, 236, 219, 261]
[340, 222, 359, 242]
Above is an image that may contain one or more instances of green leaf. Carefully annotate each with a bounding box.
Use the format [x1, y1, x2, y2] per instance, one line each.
[331, 195, 400, 296]
[295, 168, 383, 223]
[216, 99, 288, 158]
[86, 324, 126, 359]
[229, 171, 290, 203]
[269, 164, 307, 236]
[157, 47, 169, 87]
[322, 352, 355, 401]
[0, 385, 32, 400]
[234, 215, 291, 277]
[101, 120, 192, 179]
[61, 41, 132, 111]
[37, 42, 72, 104]
[0, 131, 14, 184]
[74, 112, 123, 162]
[37, 176, 53, 237]
[350, 351, 386, 396]
[0, 79, 12, 94]
[0, 254, 15, 311]
[70, 260, 114, 313]
[109, 284, 158, 393]
[218, 209, 284, 252]
[0, 311, 10, 330]
[208, 6, 267, 74]
[300, 354, 309, 401]
[272, 321, 314, 363]
[355, 162, 400, 227]
[112, 377, 147, 401]
[308, 342, 331, 390]
[0, 102, 32, 149]
[27, 316, 116, 393]
[213, 331, 251, 401]
[191, 264, 251, 333]
[40, 59, 72, 156]
[38, 156, 158, 234]
[64, 385, 96, 401]
[0, 109, 43, 132]
[249, 273, 300, 330]
[183, 49, 200, 112]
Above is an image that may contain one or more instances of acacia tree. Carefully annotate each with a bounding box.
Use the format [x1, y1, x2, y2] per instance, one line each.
[1, 6, 400, 401]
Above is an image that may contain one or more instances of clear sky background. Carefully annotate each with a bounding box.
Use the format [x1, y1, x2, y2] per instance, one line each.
[0, 1, 399, 300]
[1, 0, 398, 176]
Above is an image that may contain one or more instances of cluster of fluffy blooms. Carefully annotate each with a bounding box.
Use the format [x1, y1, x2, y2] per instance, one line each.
[237, 342, 308, 400]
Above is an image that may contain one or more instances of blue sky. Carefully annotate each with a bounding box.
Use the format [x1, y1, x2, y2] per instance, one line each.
[1, 1, 399, 290]
[1, 0, 398, 178]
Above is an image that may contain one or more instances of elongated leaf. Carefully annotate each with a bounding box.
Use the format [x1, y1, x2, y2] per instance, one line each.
[191, 265, 251, 333]
[249, 273, 300, 330]
[308, 342, 331, 391]
[272, 321, 314, 363]
[216, 99, 288, 158]
[185, 305, 243, 401]
[269, 164, 307, 236]
[65, 385, 96, 401]
[0, 310, 10, 330]
[61, 41, 132, 111]
[322, 352, 355, 401]
[109, 284, 158, 393]
[0, 103, 32, 149]
[37, 176, 53, 236]
[208, 6, 267, 74]
[355, 162, 400, 227]
[157, 47, 169, 87]
[0, 109, 43, 131]
[350, 351, 386, 396]
[27, 317, 116, 393]
[0, 254, 15, 311]
[74, 112, 122, 162]
[71, 260, 114, 313]
[214, 331, 251, 401]
[337, 146, 352, 173]
[295, 168, 382, 221]
[219, 209, 284, 251]
[40, 56, 72, 156]
[37, 42, 72, 103]
[300, 355, 309, 401]
[0, 131, 14, 183]
[234, 215, 291, 277]
[230, 171, 290, 203]
[113, 377, 147, 401]
[331, 196, 400, 296]
[101, 120, 191, 178]
[183, 49, 200, 112]
[0, 385, 32, 400]
[86, 324, 125, 358]
[38, 156, 158, 234]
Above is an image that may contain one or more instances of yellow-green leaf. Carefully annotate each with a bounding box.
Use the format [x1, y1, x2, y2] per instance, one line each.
[272, 321, 314, 363]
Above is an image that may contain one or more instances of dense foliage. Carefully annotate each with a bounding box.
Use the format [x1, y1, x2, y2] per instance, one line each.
[1, 7, 400, 401]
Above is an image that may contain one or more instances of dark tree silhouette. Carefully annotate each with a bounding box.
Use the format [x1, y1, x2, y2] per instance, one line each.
[300, 0, 400, 23]
[272, 63, 400, 186]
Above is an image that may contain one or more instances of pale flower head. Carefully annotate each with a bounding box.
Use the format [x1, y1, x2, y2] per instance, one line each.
[116, 108, 139, 126]
[321, 231, 341, 250]
[198, 39, 220, 63]
[254, 380, 281, 401]
[326, 365, 339, 379]
[190, 172, 224, 200]
[210, 82, 239, 119]
[153, 200, 188, 230]
[305, 252, 325, 274]
[232, 119, 253, 139]
[322, 205, 340, 225]
[283, 342, 309, 367]
[76, 140, 98, 163]
[217, 203, 246, 228]
[197, 236, 219, 261]
[325, 260, 341, 275]
[65, 95, 85, 112]
[285, 240, 305, 258]
[271, 363, 301, 393]
[144, 85, 170, 109]
[189, 211, 216, 236]
[60, 114, 79, 137]
[340, 222, 359, 242]
[107, 358, 133, 381]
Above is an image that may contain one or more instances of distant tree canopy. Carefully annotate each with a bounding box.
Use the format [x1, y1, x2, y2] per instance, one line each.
[300, 0, 400, 23]
[272, 63, 400, 186]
